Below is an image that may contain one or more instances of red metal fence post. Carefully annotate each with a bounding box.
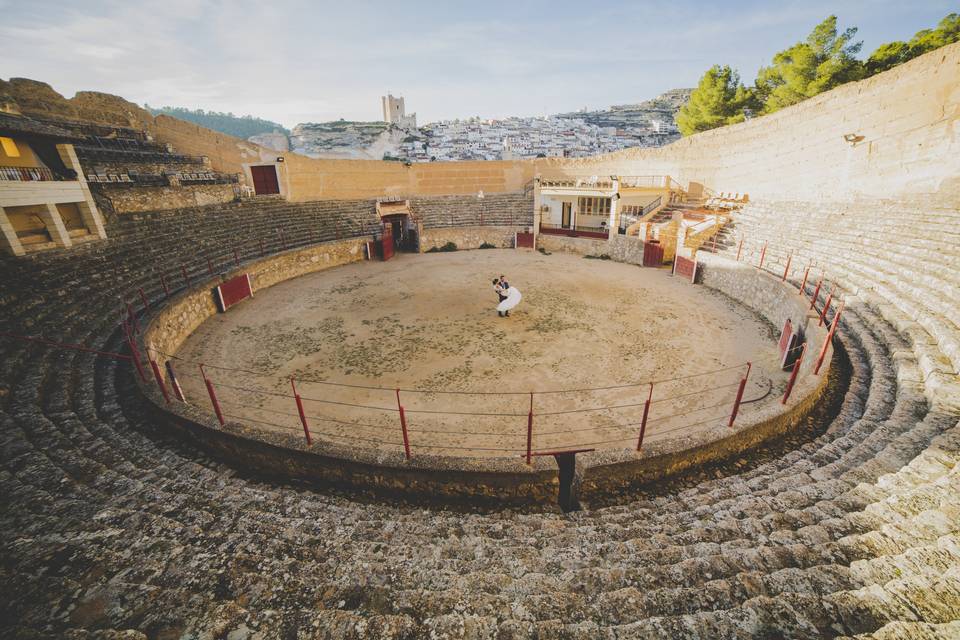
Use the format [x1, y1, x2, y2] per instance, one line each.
[200, 364, 225, 426]
[526, 392, 534, 465]
[206, 257, 214, 277]
[259, 238, 265, 256]
[758, 242, 767, 270]
[233, 248, 240, 267]
[395, 388, 411, 460]
[181, 265, 191, 289]
[279, 229, 287, 250]
[818, 287, 835, 326]
[809, 277, 823, 310]
[126, 301, 140, 334]
[729, 362, 752, 427]
[123, 321, 148, 382]
[736, 238, 743, 262]
[814, 300, 844, 375]
[160, 273, 171, 299]
[636, 383, 653, 450]
[782, 253, 792, 282]
[149, 357, 171, 404]
[799, 265, 810, 295]
[291, 378, 312, 445]
[782, 343, 807, 404]
[165, 360, 186, 402]
[138, 287, 150, 311]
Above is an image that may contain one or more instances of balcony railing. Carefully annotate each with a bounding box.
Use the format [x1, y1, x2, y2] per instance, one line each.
[0, 166, 63, 182]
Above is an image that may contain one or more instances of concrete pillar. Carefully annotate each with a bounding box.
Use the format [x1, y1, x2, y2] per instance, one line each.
[41, 203, 72, 248]
[77, 201, 107, 239]
[0, 206, 25, 256]
[607, 178, 619, 241]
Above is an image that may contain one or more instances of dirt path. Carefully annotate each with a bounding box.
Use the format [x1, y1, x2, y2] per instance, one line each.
[175, 250, 785, 457]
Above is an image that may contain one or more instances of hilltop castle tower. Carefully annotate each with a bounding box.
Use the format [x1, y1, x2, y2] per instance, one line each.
[381, 93, 417, 130]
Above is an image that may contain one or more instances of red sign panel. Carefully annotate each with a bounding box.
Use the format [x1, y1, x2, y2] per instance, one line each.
[381, 224, 394, 261]
[673, 256, 698, 283]
[215, 273, 253, 312]
[516, 232, 534, 248]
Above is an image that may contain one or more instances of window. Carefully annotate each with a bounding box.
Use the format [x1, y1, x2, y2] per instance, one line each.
[577, 197, 610, 216]
[0, 137, 20, 158]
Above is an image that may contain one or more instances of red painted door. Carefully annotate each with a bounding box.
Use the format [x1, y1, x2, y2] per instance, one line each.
[381, 223, 394, 261]
[250, 165, 280, 195]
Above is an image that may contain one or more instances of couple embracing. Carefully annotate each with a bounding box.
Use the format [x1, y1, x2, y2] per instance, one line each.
[492, 274, 522, 318]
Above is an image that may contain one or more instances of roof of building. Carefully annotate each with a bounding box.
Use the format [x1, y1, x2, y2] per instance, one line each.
[0, 112, 83, 142]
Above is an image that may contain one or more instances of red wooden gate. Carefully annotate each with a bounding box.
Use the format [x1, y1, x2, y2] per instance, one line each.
[642, 241, 664, 266]
[516, 231, 534, 249]
[673, 256, 698, 283]
[250, 165, 280, 195]
[380, 223, 394, 261]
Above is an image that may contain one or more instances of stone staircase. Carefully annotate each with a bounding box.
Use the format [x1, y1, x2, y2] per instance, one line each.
[0, 195, 958, 638]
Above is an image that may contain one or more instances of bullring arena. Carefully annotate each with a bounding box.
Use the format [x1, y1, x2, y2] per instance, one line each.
[1, 43, 959, 639]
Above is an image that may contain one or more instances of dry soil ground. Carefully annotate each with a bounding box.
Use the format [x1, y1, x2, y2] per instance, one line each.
[174, 250, 786, 457]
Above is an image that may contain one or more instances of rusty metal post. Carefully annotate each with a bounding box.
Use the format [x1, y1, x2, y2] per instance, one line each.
[200, 364, 225, 426]
[395, 388, 411, 460]
[138, 287, 150, 311]
[809, 277, 823, 310]
[149, 357, 170, 404]
[736, 238, 743, 262]
[123, 320, 148, 382]
[233, 248, 240, 267]
[782, 344, 807, 404]
[799, 265, 810, 295]
[814, 300, 844, 375]
[636, 383, 653, 450]
[729, 362, 752, 427]
[160, 273, 171, 298]
[525, 392, 534, 465]
[259, 238, 265, 256]
[758, 242, 767, 270]
[126, 301, 140, 334]
[818, 287, 835, 326]
[291, 378, 312, 445]
[181, 265, 191, 288]
[165, 360, 186, 402]
[782, 253, 792, 282]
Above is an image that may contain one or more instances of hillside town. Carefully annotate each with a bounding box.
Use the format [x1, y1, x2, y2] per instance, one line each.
[280, 90, 690, 161]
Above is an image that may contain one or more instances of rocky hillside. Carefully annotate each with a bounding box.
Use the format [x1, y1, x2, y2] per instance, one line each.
[289, 120, 412, 160]
[557, 88, 692, 128]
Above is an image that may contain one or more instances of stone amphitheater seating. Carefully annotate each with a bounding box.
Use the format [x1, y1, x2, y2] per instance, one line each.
[0, 193, 958, 639]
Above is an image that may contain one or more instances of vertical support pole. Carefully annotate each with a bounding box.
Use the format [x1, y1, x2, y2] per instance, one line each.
[165, 360, 186, 402]
[138, 287, 150, 311]
[291, 378, 312, 446]
[758, 242, 767, 270]
[636, 383, 653, 450]
[815, 300, 844, 375]
[799, 265, 810, 295]
[181, 265, 191, 289]
[206, 257, 214, 277]
[818, 287, 834, 326]
[729, 362, 752, 427]
[736, 238, 743, 262]
[200, 364, 225, 426]
[525, 392, 534, 465]
[123, 321, 148, 382]
[160, 273, 170, 298]
[809, 277, 823, 310]
[126, 301, 140, 334]
[233, 248, 240, 267]
[259, 238, 265, 256]
[782, 343, 807, 404]
[395, 388, 411, 460]
[149, 357, 170, 404]
[279, 229, 287, 250]
[781, 253, 792, 282]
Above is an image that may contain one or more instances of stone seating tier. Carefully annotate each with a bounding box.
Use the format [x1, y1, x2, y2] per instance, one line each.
[0, 195, 957, 639]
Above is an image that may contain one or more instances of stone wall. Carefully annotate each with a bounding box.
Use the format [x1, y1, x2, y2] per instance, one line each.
[419, 225, 517, 252]
[537, 234, 608, 256]
[93, 183, 237, 214]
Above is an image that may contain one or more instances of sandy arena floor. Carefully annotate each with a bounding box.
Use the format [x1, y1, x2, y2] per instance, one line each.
[174, 250, 786, 457]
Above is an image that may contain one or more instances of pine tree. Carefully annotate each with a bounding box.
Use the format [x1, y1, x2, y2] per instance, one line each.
[755, 16, 864, 114]
[677, 65, 757, 136]
[865, 13, 960, 76]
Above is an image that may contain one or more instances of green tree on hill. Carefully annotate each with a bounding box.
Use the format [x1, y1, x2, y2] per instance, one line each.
[676, 65, 758, 136]
[754, 16, 864, 114]
[144, 105, 290, 139]
[865, 13, 960, 75]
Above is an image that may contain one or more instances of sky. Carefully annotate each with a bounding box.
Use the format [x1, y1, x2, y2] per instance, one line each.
[0, 0, 954, 127]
